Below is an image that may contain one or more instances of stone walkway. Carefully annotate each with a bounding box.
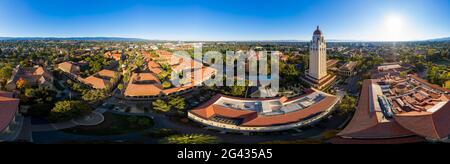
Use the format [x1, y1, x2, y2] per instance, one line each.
[73, 112, 104, 126]
[31, 108, 107, 132]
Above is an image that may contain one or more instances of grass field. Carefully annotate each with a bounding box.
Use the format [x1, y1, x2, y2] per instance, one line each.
[63, 112, 154, 136]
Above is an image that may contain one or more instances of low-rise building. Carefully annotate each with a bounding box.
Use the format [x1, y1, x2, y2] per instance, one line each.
[147, 60, 163, 74]
[82, 69, 119, 90]
[58, 61, 80, 75]
[188, 88, 339, 132]
[0, 91, 20, 141]
[337, 61, 357, 76]
[327, 59, 339, 68]
[377, 64, 402, 72]
[5, 65, 54, 91]
[124, 73, 164, 98]
[334, 74, 450, 144]
[104, 51, 126, 61]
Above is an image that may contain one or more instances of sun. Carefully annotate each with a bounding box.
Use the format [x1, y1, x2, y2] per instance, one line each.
[384, 15, 404, 33]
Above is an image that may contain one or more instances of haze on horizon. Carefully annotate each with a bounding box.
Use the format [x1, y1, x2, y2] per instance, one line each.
[0, 0, 449, 41]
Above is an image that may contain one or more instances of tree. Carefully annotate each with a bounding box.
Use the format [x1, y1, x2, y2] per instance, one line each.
[161, 134, 219, 144]
[229, 85, 246, 96]
[321, 129, 341, 140]
[23, 88, 55, 104]
[16, 78, 28, 90]
[158, 70, 171, 81]
[162, 81, 172, 89]
[399, 71, 407, 78]
[117, 84, 124, 91]
[0, 65, 13, 84]
[134, 55, 144, 69]
[137, 118, 152, 128]
[24, 88, 36, 98]
[168, 96, 186, 111]
[152, 99, 171, 112]
[338, 95, 357, 115]
[49, 101, 91, 122]
[123, 72, 130, 83]
[82, 89, 107, 102]
[280, 63, 299, 85]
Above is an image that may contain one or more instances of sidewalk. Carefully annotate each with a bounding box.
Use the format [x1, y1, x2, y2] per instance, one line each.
[31, 108, 106, 132]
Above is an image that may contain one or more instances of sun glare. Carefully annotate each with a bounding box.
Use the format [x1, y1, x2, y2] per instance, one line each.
[381, 15, 409, 41]
[385, 15, 403, 33]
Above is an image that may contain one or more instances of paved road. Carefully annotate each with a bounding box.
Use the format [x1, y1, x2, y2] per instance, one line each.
[31, 109, 107, 132]
[30, 93, 349, 144]
[15, 117, 33, 142]
[32, 107, 349, 144]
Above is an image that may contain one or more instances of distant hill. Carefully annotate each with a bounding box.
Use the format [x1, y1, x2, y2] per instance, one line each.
[425, 37, 450, 42]
[0, 37, 148, 42]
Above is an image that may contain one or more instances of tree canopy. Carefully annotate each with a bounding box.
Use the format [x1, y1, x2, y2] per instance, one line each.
[152, 99, 171, 112]
[49, 101, 92, 122]
[168, 96, 186, 111]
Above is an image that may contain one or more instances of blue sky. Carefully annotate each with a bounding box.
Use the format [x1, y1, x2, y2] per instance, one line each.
[0, 0, 449, 41]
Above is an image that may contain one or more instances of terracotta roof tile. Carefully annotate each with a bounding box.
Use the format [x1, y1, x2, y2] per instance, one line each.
[0, 93, 19, 132]
[190, 91, 338, 127]
[395, 102, 450, 139]
[82, 69, 118, 89]
[124, 73, 163, 97]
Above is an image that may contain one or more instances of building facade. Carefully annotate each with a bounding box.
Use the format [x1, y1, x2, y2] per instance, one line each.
[188, 88, 340, 132]
[334, 71, 450, 144]
[337, 61, 358, 76]
[5, 65, 54, 91]
[309, 26, 328, 80]
[301, 26, 336, 90]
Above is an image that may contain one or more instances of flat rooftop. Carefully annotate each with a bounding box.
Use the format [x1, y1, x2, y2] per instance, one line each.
[190, 88, 338, 127]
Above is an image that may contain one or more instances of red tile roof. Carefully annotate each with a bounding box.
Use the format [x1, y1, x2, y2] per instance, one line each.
[58, 61, 80, 74]
[395, 101, 450, 139]
[411, 74, 450, 93]
[124, 73, 163, 97]
[82, 69, 118, 89]
[0, 92, 19, 132]
[190, 91, 338, 127]
[339, 79, 450, 141]
[104, 51, 123, 61]
[0, 91, 14, 98]
[147, 60, 163, 74]
[242, 96, 336, 126]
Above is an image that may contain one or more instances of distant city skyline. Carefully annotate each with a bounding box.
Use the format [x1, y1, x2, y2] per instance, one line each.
[0, 0, 449, 41]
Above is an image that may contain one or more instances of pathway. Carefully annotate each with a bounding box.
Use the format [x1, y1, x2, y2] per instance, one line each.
[30, 97, 348, 144]
[31, 108, 107, 132]
[15, 117, 33, 142]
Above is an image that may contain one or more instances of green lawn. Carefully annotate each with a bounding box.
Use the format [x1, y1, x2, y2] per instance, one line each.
[63, 112, 154, 136]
